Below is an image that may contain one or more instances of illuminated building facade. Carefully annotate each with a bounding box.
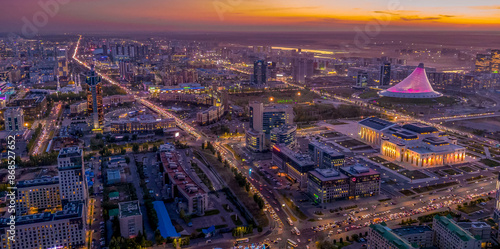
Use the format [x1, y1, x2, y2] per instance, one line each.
[17, 177, 61, 215]
[358, 117, 397, 146]
[272, 144, 316, 189]
[339, 165, 380, 198]
[475, 54, 492, 72]
[308, 168, 349, 204]
[86, 66, 104, 131]
[0, 202, 86, 249]
[58, 147, 88, 205]
[308, 141, 345, 169]
[359, 117, 465, 167]
[110, 115, 175, 133]
[247, 101, 294, 152]
[246, 129, 265, 152]
[196, 105, 224, 125]
[270, 124, 297, 149]
[249, 101, 294, 135]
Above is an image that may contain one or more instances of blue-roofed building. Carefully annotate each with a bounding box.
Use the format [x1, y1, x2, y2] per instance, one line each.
[153, 201, 180, 238]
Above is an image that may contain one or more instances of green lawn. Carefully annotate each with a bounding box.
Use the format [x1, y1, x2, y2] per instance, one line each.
[458, 205, 482, 214]
[459, 166, 476, 173]
[480, 159, 500, 167]
[383, 162, 404, 171]
[400, 190, 415, 196]
[442, 169, 460, 175]
[399, 170, 429, 180]
[412, 182, 458, 194]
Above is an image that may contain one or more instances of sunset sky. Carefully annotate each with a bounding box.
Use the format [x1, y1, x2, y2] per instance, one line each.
[2, 0, 500, 34]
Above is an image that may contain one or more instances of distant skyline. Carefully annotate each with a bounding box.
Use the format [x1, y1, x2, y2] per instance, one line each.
[2, 0, 500, 35]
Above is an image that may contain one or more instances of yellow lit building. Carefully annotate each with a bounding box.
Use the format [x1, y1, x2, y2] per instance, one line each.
[359, 118, 466, 167]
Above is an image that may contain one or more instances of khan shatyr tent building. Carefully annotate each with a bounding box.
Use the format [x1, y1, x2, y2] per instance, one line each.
[379, 63, 442, 99]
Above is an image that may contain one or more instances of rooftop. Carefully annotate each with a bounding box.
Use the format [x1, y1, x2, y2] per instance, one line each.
[370, 223, 418, 249]
[393, 226, 432, 236]
[402, 123, 439, 134]
[0, 202, 83, 227]
[58, 146, 82, 158]
[161, 151, 206, 197]
[359, 117, 396, 131]
[340, 164, 378, 177]
[309, 168, 348, 182]
[18, 177, 59, 188]
[119, 201, 142, 217]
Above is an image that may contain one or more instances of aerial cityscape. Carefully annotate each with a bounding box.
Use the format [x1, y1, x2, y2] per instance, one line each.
[2, 1, 500, 249]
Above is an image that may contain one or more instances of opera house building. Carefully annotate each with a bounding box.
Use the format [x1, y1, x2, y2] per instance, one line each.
[359, 117, 466, 167]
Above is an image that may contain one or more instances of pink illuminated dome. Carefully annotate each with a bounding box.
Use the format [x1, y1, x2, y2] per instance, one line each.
[379, 63, 442, 98]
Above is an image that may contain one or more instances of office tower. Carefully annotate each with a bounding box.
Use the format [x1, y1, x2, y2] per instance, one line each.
[379, 62, 391, 86]
[433, 215, 481, 249]
[494, 174, 500, 222]
[86, 65, 104, 131]
[475, 54, 491, 72]
[102, 44, 107, 55]
[3, 107, 25, 131]
[308, 141, 345, 169]
[57, 147, 88, 205]
[249, 101, 294, 135]
[0, 202, 86, 249]
[270, 124, 297, 149]
[118, 201, 143, 238]
[249, 101, 264, 132]
[491, 49, 500, 73]
[253, 60, 267, 85]
[292, 58, 314, 84]
[356, 72, 368, 88]
[119, 60, 132, 81]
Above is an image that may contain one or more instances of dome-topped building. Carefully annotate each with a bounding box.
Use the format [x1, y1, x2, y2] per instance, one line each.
[378, 63, 442, 98]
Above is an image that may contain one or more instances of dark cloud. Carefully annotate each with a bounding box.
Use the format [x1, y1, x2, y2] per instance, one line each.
[400, 15, 455, 21]
[373, 11, 399, 16]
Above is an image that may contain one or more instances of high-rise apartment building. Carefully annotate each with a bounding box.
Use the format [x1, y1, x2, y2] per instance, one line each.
[58, 147, 88, 205]
[17, 177, 61, 215]
[491, 49, 500, 73]
[433, 215, 481, 249]
[475, 54, 491, 72]
[252, 60, 267, 85]
[494, 174, 500, 222]
[86, 65, 104, 131]
[0, 202, 86, 249]
[380, 62, 391, 86]
[368, 222, 419, 249]
[118, 201, 143, 238]
[249, 101, 294, 135]
[4, 107, 25, 131]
